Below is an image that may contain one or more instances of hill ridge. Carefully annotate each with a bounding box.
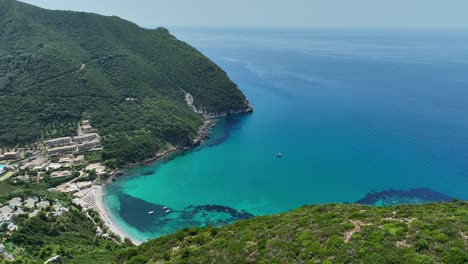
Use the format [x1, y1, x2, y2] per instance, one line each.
[119, 202, 468, 263]
[0, 0, 250, 166]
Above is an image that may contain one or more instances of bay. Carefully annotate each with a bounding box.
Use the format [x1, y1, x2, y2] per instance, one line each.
[105, 28, 468, 241]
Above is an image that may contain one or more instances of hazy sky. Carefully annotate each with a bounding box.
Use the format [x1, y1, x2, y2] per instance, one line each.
[20, 0, 468, 29]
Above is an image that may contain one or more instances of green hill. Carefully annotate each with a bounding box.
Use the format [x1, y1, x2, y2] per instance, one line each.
[119, 202, 468, 264]
[0, 0, 250, 166]
[3, 198, 467, 263]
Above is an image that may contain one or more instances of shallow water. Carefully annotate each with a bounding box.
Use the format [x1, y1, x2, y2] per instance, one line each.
[105, 28, 468, 241]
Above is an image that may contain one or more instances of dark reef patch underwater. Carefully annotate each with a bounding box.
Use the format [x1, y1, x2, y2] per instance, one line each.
[355, 188, 454, 206]
[105, 28, 468, 241]
[206, 116, 241, 147]
[118, 194, 254, 235]
[117, 188, 455, 238]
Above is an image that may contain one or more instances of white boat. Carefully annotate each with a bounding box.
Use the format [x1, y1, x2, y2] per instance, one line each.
[148, 211, 154, 215]
[165, 210, 171, 213]
[277, 152, 282, 158]
[162, 206, 168, 210]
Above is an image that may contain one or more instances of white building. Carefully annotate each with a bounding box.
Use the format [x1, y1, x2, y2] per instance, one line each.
[46, 137, 72, 148]
[72, 133, 100, 144]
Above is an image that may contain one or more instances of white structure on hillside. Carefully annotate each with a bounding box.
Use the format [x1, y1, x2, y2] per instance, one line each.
[46, 137, 72, 148]
[45, 120, 101, 157]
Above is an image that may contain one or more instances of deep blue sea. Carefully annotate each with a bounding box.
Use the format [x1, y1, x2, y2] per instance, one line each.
[105, 28, 468, 242]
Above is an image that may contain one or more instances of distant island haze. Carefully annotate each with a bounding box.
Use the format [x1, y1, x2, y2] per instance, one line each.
[0, 0, 467, 263]
[18, 0, 468, 29]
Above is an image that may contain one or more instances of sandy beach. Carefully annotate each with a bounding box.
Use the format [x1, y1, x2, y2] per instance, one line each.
[82, 185, 143, 245]
[69, 120, 218, 245]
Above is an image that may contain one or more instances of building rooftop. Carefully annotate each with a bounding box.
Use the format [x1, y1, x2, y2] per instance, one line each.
[45, 137, 72, 143]
[74, 155, 85, 161]
[77, 181, 93, 189]
[0, 206, 13, 215]
[51, 170, 72, 178]
[31, 157, 48, 166]
[36, 201, 50, 209]
[86, 163, 106, 172]
[48, 163, 65, 170]
[8, 198, 22, 208]
[48, 145, 77, 151]
[25, 198, 37, 208]
[58, 157, 72, 163]
[73, 133, 99, 139]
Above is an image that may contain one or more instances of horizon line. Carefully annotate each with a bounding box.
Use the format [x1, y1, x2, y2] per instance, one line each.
[143, 25, 468, 31]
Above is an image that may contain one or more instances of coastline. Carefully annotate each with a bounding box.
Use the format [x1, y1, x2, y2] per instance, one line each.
[98, 120, 216, 245]
[100, 107, 253, 244]
[115, 105, 253, 171]
[91, 185, 144, 245]
[117, 119, 215, 170]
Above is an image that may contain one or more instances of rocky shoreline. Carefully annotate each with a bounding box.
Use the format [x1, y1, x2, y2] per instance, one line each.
[201, 104, 254, 119]
[111, 120, 215, 176]
[184, 90, 254, 119]
[110, 105, 253, 178]
[99, 108, 252, 243]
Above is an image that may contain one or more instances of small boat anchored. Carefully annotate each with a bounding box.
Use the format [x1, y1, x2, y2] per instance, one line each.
[165, 210, 171, 213]
[162, 206, 168, 210]
[148, 211, 155, 215]
[277, 152, 282, 158]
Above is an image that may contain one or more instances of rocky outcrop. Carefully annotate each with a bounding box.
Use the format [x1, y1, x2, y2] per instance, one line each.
[198, 104, 254, 118]
[183, 90, 253, 118]
[192, 120, 214, 145]
[118, 120, 215, 170]
[44, 255, 63, 264]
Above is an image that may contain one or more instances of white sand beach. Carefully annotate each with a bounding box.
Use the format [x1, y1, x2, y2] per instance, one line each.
[81, 185, 143, 245]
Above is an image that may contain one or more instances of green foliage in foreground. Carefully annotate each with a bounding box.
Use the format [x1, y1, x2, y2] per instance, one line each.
[0, 0, 249, 166]
[7, 210, 121, 263]
[120, 202, 468, 264]
[0, 191, 130, 264]
[1, 200, 467, 263]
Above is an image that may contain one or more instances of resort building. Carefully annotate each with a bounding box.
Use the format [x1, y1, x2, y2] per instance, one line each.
[77, 140, 101, 152]
[80, 120, 96, 134]
[58, 157, 72, 164]
[2, 152, 18, 160]
[72, 155, 85, 164]
[21, 157, 50, 170]
[58, 155, 85, 165]
[51, 170, 72, 178]
[46, 137, 72, 148]
[57, 181, 93, 194]
[48, 145, 78, 156]
[72, 133, 100, 144]
[47, 163, 65, 170]
[86, 163, 107, 175]
[82, 125, 94, 133]
[45, 120, 101, 157]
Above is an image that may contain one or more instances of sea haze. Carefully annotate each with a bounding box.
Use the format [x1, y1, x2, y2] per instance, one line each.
[104, 28, 468, 241]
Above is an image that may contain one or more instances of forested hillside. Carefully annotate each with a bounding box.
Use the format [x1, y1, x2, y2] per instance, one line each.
[2, 196, 467, 263]
[0, 0, 250, 165]
[121, 202, 468, 264]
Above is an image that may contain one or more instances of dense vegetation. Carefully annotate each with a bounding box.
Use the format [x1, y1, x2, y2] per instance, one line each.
[119, 202, 468, 264]
[1, 194, 466, 263]
[0, 0, 250, 166]
[6, 207, 126, 263]
[0, 190, 131, 264]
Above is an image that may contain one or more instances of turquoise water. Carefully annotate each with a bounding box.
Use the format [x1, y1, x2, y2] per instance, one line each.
[105, 29, 468, 241]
